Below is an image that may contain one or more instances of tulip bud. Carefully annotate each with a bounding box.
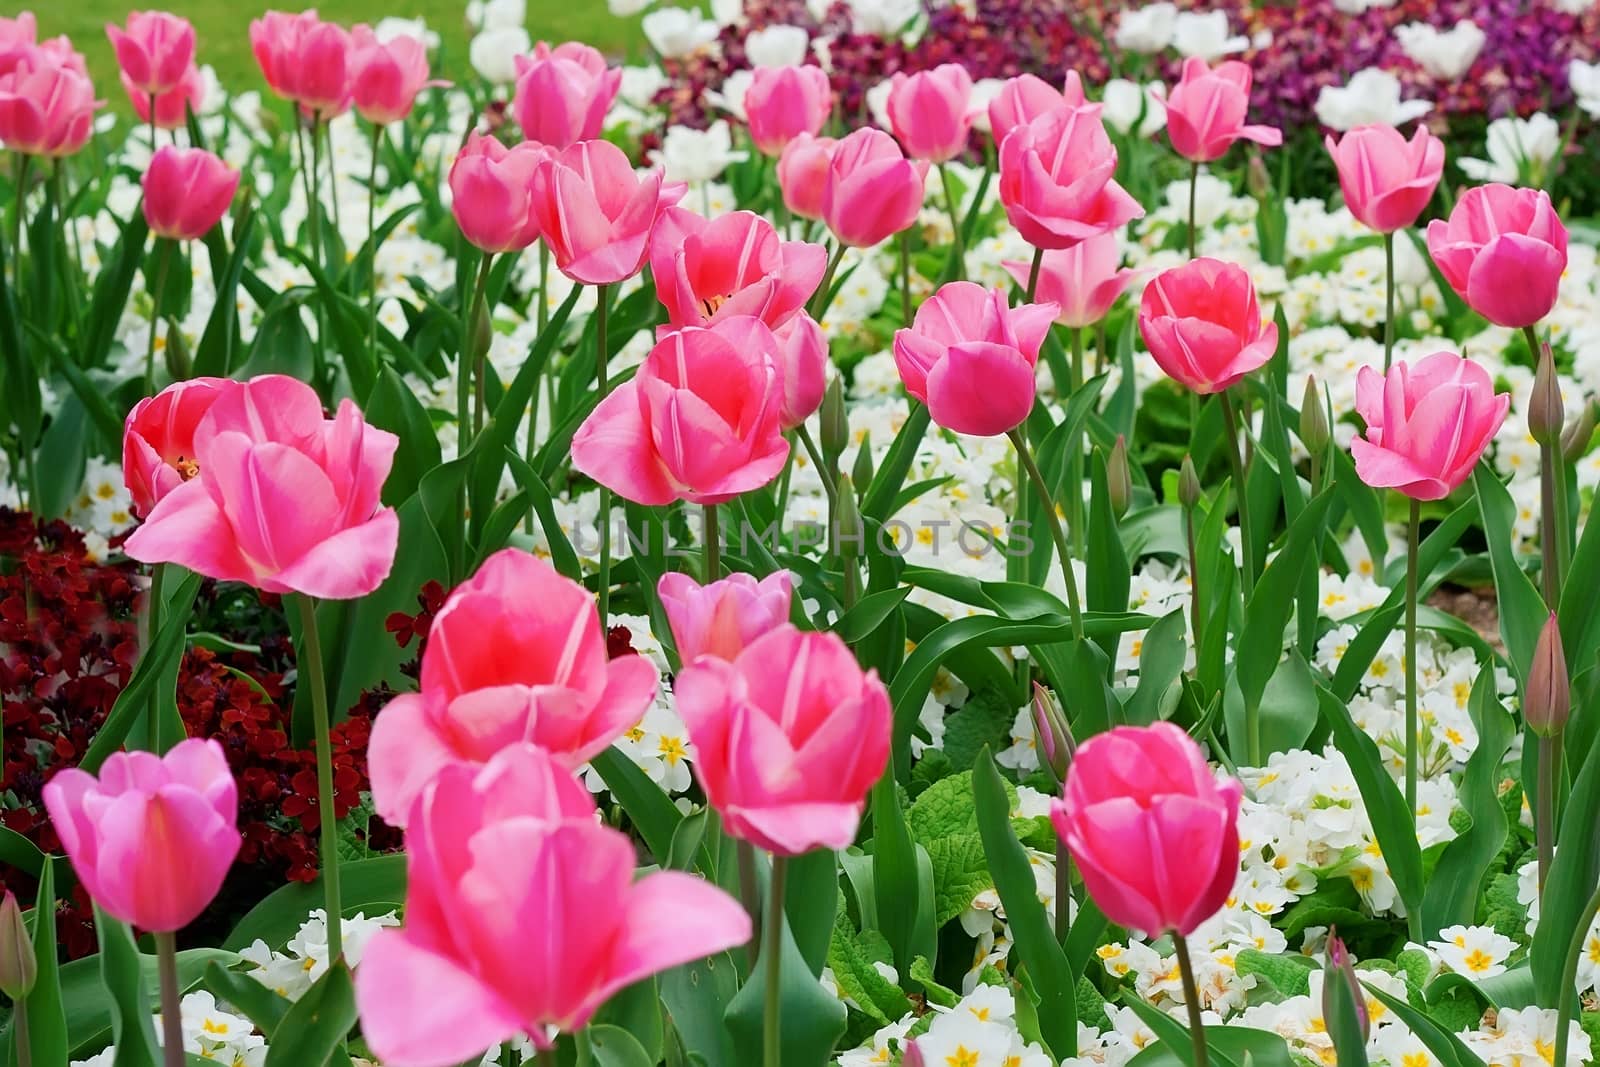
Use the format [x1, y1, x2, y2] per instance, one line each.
[256, 107, 281, 142]
[852, 432, 874, 493]
[1107, 436, 1132, 519]
[836, 473, 864, 560]
[1323, 930, 1369, 1043]
[1300, 375, 1330, 458]
[820, 376, 848, 467]
[472, 296, 493, 363]
[902, 1038, 925, 1067]
[1032, 681, 1074, 788]
[0, 891, 36, 1001]
[1526, 612, 1570, 736]
[163, 317, 191, 380]
[1247, 153, 1271, 202]
[1529, 343, 1563, 447]
[1179, 454, 1201, 511]
[1563, 401, 1594, 464]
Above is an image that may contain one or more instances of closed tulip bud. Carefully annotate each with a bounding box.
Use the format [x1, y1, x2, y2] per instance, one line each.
[1526, 612, 1569, 736]
[472, 294, 492, 363]
[1179, 454, 1201, 510]
[820, 375, 848, 465]
[853, 432, 874, 491]
[1247, 153, 1271, 201]
[163, 317, 191, 380]
[1529, 343, 1563, 447]
[1107, 436, 1132, 519]
[1323, 931, 1369, 1043]
[1563, 402, 1595, 464]
[1032, 681, 1074, 787]
[1300, 374, 1330, 457]
[902, 1038, 926, 1067]
[0, 891, 36, 1000]
[837, 473, 863, 560]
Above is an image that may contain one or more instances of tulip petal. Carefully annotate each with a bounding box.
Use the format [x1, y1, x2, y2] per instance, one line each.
[268, 507, 400, 599]
[571, 380, 679, 506]
[367, 693, 462, 828]
[607, 870, 752, 995]
[356, 929, 525, 1067]
[122, 479, 257, 582]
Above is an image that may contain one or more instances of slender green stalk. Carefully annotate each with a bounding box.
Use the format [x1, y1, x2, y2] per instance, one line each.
[322, 119, 342, 237]
[1528, 325, 1574, 586]
[1187, 159, 1200, 260]
[763, 855, 788, 1067]
[13, 994, 30, 1067]
[1382, 232, 1396, 374]
[1054, 842, 1071, 942]
[1007, 427, 1085, 641]
[295, 596, 343, 964]
[774, 446, 796, 542]
[537, 1047, 559, 1067]
[1404, 498, 1420, 815]
[145, 241, 173, 396]
[1172, 932, 1210, 1067]
[595, 283, 614, 626]
[1537, 732, 1560, 892]
[704, 504, 721, 583]
[366, 123, 381, 373]
[937, 161, 965, 278]
[11, 152, 27, 290]
[1066, 327, 1087, 558]
[1218, 390, 1256, 599]
[1185, 504, 1204, 654]
[156, 931, 186, 1067]
[1095, 321, 1108, 378]
[525, 243, 552, 535]
[795, 423, 836, 498]
[458, 254, 493, 445]
[146, 562, 166, 749]
[810, 242, 847, 321]
[899, 229, 912, 327]
[1068, 325, 1085, 393]
[1553, 884, 1600, 1067]
[1025, 246, 1044, 302]
[307, 113, 327, 386]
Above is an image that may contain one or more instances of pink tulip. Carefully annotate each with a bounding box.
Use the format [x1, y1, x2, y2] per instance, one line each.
[1138, 257, 1277, 395]
[676, 625, 891, 855]
[893, 281, 1056, 437]
[366, 548, 658, 827]
[249, 10, 351, 116]
[122, 377, 236, 518]
[42, 739, 239, 933]
[1324, 125, 1444, 235]
[777, 132, 836, 222]
[744, 64, 831, 157]
[886, 62, 975, 163]
[1049, 722, 1242, 937]
[357, 745, 749, 1063]
[1163, 57, 1281, 164]
[0, 13, 36, 79]
[124, 374, 399, 600]
[571, 317, 790, 505]
[1001, 232, 1143, 329]
[1350, 352, 1510, 500]
[649, 207, 827, 332]
[349, 25, 439, 125]
[0, 52, 95, 158]
[448, 132, 546, 254]
[774, 312, 829, 429]
[142, 145, 240, 241]
[1425, 183, 1568, 329]
[821, 127, 928, 249]
[510, 40, 621, 150]
[33, 36, 87, 77]
[997, 104, 1143, 250]
[987, 70, 1085, 144]
[105, 11, 194, 98]
[658, 570, 792, 662]
[124, 63, 203, 130]
[530, 139, 686, 286]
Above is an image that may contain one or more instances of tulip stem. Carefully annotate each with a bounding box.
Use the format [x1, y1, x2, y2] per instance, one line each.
[525, 243, 552, 535]
[738, 841, 761, 969]
[810, 243, 847, 322]
[1403, 497, 1420, 816]
[1184, 497, 1205, 657]
[366, 123, 381, 377]
[1187, 160, 1199, 260]
[13, 994, 30, 1067]
[10, 152, 26, 292]
[1218, 389, 1256, 601]
[937, 161, 965, 279]
[1537, 731, 1560, 894]
[1172, 932, 1209, 1067]
[1382, 232, 1396, 374]
[1530, 326, 1573, 589]
[145, 561, 166, 751]
[155, 931, 186, 1067]
[294, 595, 343, 966]
[704, 504, 721, 583]
[1007, 427, 1084, 642]
[596, 283, 614, 628]
[1053, 839, 1072, 942]
[899, 230, 912, 328]
[148, 93, 158, 158]
[762, 855, 788, 1067]
[1025, 246, 1044, 303]
[470, 254, 495, 437]
[144, 239, 173, 397]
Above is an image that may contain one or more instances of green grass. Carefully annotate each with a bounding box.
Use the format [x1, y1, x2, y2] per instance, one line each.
[42, 0, 640, 110]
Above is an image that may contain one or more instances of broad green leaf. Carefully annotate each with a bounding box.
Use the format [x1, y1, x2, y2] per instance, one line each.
[1473, 465, 1546, 684]
[364, 366, 442, 505]
[224, 855, 406, 953]
[1531, 714, 1600, 1005]
[1235, 949, 1315, 998]
[1361, 983, 1484, 1067]
[861, 402, 931, 521]
[724, 912, 846, 1067]
[261, 963, 357, 1067]
[591, 747, 683, 864]
[4, 859, 66, 1067]
[203, 963, 290, 1036]
[584, 1025, 654, 1067]
[786, 849, 840, 977]
[1125, 610, 1189, 726]
[89, 910, 161, 1065]
[659, 954, 740, 1067]
[871, 775, 923, 974]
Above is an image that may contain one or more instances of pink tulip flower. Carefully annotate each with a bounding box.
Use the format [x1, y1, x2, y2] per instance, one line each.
[777, 132, 836, 222]
[42, 739, 240, 933]
[1049, 722, 1242, 937]
[105, 11, 195, 98]
[448, 132, 546, 254]
[357, 745, 750, 1063]
[675, 624, 891, 855]
[0, 52, 95, 158]
[366, 548, 658, 827]
[1426, 183, 1568, 329]
[122, 376, 236, 518]
[124, 62, 203, 130]
[571, 317, 790, 505]
[658, 570, 793, 663]
[744, 64, 831, 157]
[0, 13, 36, 78]
[1001, 232, 1143, 329]
[1138, 257, 1277, 395]
[249, 10, 351, 116]
[124, 374, 399, 600]
[1324, 125, 1445, 235]
[821, 127, 928, 248]
[530, 139, 686, 285]
[893, 281, 1057, 437]
[1162, 57, 1281, 163]
[997, 104, 1143, 250]
[774, 312, 829, 429]
[142, 145, 240, 241]
[349, 25, 440, 125]
[886, 62, 975, 163]
[510, 40, 621, 150]
[987, 70, 1085, 144]
[649, 207, 827, 332]
[1349, 352, 1510, 500]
